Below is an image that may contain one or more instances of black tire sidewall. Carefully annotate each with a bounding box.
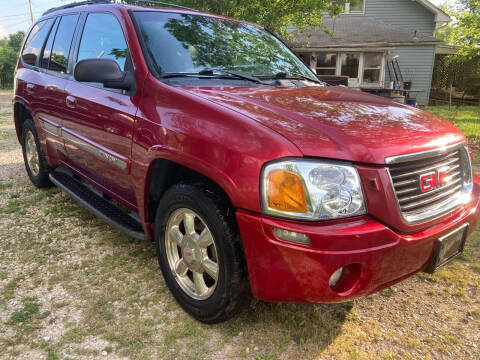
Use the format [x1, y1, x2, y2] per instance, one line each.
[21, 118, 51, 188]
[155, 184, 239, 322]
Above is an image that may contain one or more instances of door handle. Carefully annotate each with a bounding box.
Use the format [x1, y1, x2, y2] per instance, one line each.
[46, 84, 60, 91]
[66, 95, 76, 109]
[26, 83, 35, 94]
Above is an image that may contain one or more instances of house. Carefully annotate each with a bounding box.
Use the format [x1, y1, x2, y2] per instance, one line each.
[290, 0, 451, 105]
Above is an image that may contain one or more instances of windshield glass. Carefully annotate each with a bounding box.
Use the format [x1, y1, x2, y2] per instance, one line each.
[134, 11, 316, 80]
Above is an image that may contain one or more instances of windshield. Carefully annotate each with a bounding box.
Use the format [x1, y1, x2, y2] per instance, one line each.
[134, 11, 316, 81]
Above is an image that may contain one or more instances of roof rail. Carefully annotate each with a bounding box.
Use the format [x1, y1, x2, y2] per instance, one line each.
[123, 1, 194, 11]
[42, 0, 110, 16]
[42, 0, 194, 16]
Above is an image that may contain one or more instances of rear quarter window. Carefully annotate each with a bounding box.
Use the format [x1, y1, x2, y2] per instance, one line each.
[22, 18, 55, 66]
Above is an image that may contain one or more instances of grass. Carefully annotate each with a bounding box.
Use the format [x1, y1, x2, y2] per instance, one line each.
[0, 91, 479, 359]
[425, 106, 480, 141]
[7, 297, 40, 325]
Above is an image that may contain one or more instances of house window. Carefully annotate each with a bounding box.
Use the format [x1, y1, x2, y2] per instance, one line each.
[310, 51, 385, 86]
[341, 53, 360, 78]
[316, 53, 337, 75]
[298, 53, 310, 64]
[348, 1, 365, 13]
[363, 52, 383, 83]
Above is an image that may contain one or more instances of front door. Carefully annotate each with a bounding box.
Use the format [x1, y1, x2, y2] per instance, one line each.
[63, 12, 138, 207]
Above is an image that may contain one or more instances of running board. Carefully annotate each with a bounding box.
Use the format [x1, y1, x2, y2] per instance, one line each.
[49, 170, 147, 241]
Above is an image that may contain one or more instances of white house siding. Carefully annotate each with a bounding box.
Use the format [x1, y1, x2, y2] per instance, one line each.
[386, 45, 436, 105]
[363, 0, 436, 36]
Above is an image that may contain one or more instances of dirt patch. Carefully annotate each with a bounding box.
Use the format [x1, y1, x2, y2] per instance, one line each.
[0, 93, 13, 114]
[1, 92, 479, 359]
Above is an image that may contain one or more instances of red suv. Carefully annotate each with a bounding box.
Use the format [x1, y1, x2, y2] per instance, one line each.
[14, 1, 480, 323]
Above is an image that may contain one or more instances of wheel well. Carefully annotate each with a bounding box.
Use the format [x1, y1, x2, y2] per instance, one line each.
[147, 159, 235, 223]
[14, 103, 31, 142]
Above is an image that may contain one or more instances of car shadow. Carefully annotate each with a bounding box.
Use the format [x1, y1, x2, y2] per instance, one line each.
[217, 298, 353, 349]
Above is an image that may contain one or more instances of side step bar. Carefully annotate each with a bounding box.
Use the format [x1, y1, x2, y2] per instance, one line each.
[49, 169, 147, 241]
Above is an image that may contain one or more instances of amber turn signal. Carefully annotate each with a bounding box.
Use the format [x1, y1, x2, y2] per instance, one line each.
[267, 170, 307, 213]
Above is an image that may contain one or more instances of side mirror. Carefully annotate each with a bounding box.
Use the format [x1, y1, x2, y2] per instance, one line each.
[74, 59, 134, 91]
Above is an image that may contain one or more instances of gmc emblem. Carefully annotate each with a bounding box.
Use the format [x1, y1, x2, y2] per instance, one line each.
[419, 167, 450, 192]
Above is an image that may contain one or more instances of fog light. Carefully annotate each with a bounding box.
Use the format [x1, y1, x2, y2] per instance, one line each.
[329, 263, 362, 294]
[329, 267, 344, 288]
[273, 228, 310, 245]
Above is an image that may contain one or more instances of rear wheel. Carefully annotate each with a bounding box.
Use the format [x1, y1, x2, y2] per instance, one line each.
[155, 183, 247, 323]
[21, 119, 51, 188]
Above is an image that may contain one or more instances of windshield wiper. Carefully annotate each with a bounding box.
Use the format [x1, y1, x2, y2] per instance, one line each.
[271, 72, 322, 84]
[199, 69, 270, 85]
[159, 70, 270, 85]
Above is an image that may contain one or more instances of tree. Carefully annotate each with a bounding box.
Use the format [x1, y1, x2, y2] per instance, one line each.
[8, 31, 25, 53]
[439, 0, 480, 58]
[0, 31, 25, 89]
[433, 1, 480, 98]
[124, 0, 353, 37]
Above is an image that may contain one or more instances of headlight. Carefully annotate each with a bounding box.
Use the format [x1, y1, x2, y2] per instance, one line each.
[261, 159, 367, 220]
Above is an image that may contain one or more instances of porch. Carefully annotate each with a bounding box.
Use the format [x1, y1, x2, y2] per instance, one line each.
[290, 17, 444, 105]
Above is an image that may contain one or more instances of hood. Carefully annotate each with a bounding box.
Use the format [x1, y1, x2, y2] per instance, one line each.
[183, 85, 465, 164]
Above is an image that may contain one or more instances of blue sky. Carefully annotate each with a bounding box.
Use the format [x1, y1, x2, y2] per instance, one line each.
[0, 0, 455, 39]
[0, 0, 68, 38]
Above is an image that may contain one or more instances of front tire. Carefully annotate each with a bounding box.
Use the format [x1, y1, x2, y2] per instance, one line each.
[155, 183, 247, 323]
[21, 119, 51, 188]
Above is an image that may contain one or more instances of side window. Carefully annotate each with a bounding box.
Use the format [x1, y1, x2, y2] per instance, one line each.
[22, 18, 55, 66]
[49, 14, 80, 73]
[41, 18, 59, 69]
[77, 13, 129, 71]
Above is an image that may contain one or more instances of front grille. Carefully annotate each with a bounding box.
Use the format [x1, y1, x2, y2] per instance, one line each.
[386, 143, 473, 223]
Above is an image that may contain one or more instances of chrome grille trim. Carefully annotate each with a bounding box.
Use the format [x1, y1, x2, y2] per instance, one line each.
[390, 157, 460, 180]
[385, 142, 468, 164]
[385, 142, 473, 224]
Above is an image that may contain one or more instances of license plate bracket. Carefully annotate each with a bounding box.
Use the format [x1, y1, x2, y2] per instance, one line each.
[423, 224, 469, 274]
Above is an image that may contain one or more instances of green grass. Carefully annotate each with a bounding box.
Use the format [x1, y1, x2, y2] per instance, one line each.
[7, 297, 40, 325]
[425, 106, 480, 141]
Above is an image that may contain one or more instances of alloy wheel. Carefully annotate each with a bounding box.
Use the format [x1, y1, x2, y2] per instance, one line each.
[165, 208, 219, 300]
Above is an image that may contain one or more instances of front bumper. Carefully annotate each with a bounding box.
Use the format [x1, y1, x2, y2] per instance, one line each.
[237, 175, 480, 303]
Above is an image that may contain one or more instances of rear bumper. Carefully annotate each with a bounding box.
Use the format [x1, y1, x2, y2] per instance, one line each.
[237, 175, 480, 303]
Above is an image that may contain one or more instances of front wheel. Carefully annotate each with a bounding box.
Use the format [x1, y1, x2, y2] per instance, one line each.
[155, 183, 247, 323]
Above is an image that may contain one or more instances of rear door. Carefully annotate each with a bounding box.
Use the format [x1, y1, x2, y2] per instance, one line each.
[63, 12, 138, 207]
[36, 14, 80, 165]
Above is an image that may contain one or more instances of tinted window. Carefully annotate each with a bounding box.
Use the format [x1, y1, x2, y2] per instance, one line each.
[77, 13, 128, 70]
[41, 18, 59, 69]
[49, 14, 79, 73]
[134, 12, 315, 80]
[22, 19, 55, 66]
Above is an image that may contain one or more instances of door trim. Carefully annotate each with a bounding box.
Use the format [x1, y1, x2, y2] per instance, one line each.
[61, 128, 129, 171]
[39, 116, 62, 136]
